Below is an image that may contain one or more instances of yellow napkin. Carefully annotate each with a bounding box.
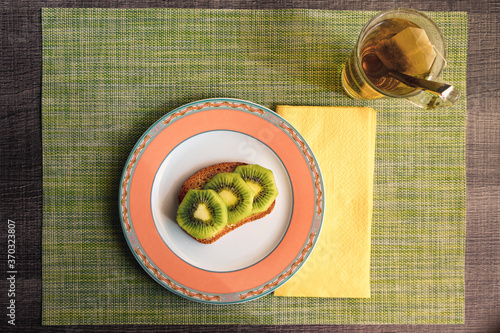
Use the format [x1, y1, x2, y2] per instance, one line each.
[274, 106, 376, 298]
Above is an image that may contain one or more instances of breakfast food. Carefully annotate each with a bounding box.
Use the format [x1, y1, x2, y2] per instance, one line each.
[176, 162, 278, 244]
[233, 164, 279, 214]
[176, 189, 228, 240]
[203, 172, 254, 225]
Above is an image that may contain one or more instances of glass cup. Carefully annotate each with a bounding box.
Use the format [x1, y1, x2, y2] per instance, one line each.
[341, 8, 459, 109]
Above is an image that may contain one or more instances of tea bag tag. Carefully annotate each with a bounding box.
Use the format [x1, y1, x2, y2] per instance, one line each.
[375, 27, 436, 76]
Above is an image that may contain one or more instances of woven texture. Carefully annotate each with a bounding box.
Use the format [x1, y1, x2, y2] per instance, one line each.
[42, 8, 467, 325]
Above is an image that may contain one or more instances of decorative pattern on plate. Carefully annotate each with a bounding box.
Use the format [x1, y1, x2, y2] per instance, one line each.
[121, 134, 151, 233]
[119, 98, 324, 304]
[134, 248, 223, 302]
[279, 122, 324, 215]
[239, 231, 317, 300]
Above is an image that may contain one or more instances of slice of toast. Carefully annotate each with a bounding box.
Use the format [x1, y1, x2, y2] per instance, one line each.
[177, 162, 276, 244]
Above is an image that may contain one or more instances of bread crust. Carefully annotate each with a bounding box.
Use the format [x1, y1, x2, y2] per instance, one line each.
[177, 162, 276, 244]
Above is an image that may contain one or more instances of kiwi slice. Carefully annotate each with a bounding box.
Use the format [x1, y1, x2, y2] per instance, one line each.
[176, 189, 228, 239]
[203, 172, 254, 224]
[233, 164, 278, 214]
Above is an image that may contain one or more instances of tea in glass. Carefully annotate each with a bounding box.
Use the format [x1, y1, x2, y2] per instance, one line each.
[342, 8, 448, 106]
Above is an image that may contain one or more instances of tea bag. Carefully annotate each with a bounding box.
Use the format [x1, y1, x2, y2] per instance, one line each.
[374, 27, 436, 76]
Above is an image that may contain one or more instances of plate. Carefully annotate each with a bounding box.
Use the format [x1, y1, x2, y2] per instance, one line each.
[119, 98, 324, 304]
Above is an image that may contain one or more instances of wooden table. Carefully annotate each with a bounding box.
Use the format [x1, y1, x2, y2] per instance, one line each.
[1, 1, 498, 332]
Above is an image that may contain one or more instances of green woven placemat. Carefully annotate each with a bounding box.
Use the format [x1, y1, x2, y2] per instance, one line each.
[42, 8, 467, 325]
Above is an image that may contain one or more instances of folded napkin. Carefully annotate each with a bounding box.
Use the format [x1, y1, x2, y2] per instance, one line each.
[274, 106, 376, 298]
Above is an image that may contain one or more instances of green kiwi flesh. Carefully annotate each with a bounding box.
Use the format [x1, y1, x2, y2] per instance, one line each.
[203, 172, 255, 224]
[176, 189, 228, 239]
[233, 164, 279, 214]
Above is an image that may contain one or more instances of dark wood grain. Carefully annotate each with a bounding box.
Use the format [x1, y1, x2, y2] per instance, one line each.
[1, 0, 499, 332]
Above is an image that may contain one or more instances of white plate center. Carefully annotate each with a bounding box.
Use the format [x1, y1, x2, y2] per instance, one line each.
[151, 130, 293, 272]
